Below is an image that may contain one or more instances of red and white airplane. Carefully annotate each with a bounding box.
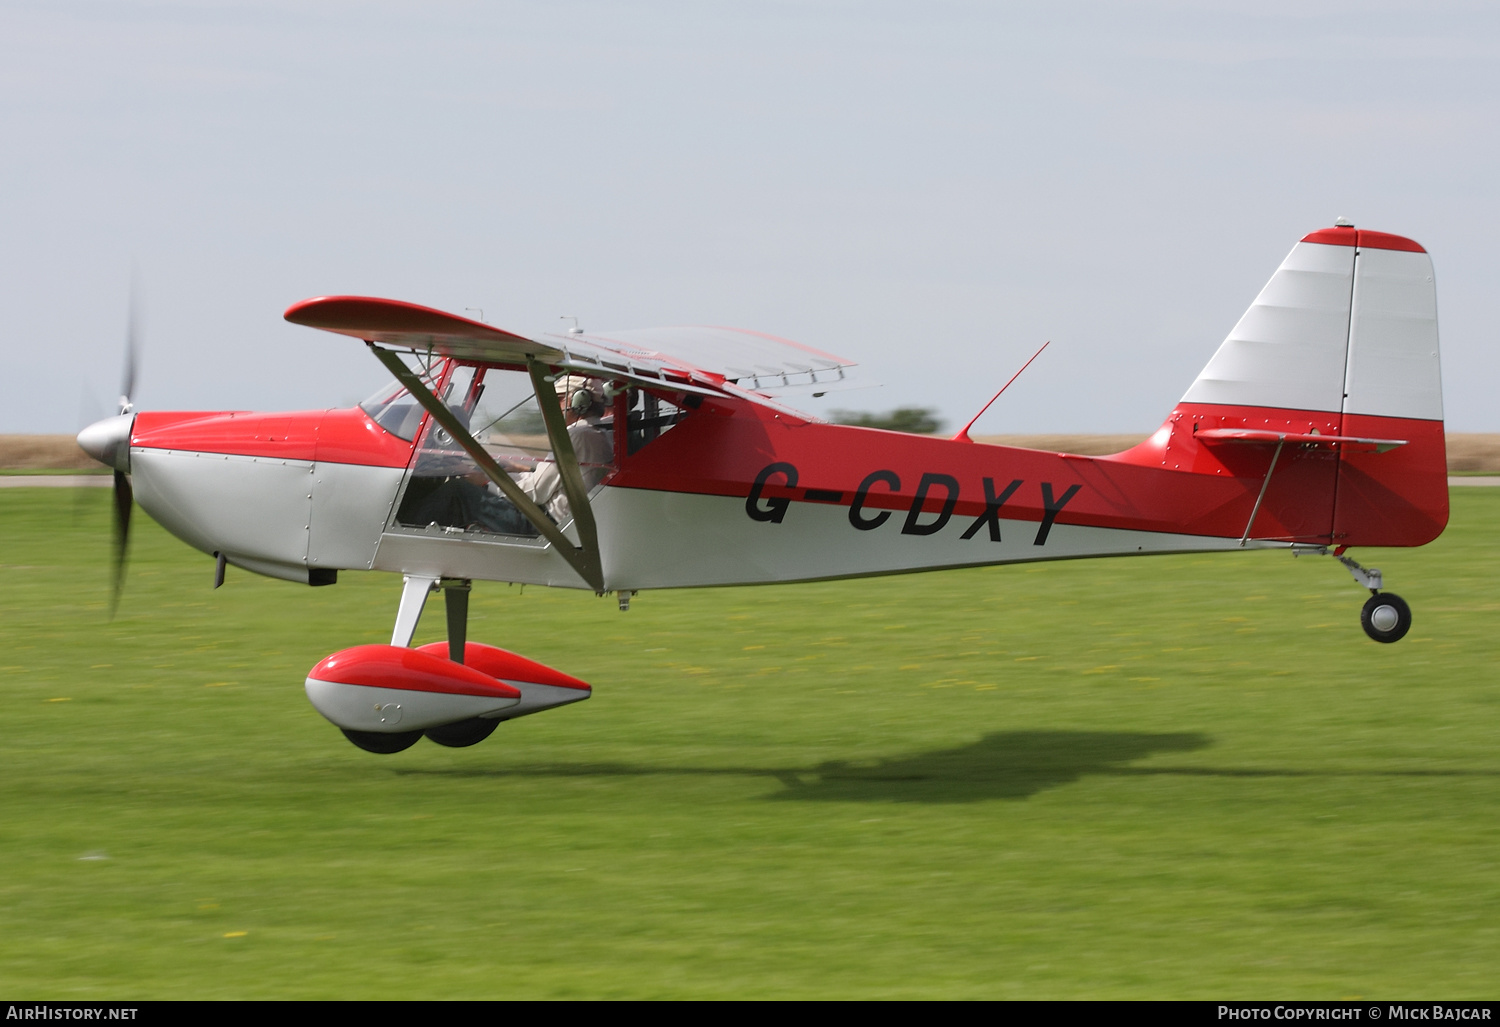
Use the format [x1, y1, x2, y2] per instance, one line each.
[77, 223, 1448, 753]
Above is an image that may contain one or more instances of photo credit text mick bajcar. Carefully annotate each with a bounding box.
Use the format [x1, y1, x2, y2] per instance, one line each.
[1220, 1007, 1492, 1021]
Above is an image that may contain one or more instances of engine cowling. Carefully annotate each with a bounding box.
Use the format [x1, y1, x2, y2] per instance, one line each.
[304, 644, 522, 733]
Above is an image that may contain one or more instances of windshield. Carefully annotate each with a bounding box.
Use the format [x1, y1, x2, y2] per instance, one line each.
[358, 353, 446, 440]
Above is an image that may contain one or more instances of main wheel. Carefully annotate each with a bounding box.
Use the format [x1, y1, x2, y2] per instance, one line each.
[341, 728, 423, 753]
[425, 717, 501, 748]
[1361, 592, 1412, 644]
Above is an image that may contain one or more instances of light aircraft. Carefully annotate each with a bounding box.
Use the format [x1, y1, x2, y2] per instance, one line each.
[76, 223, 1448, 753]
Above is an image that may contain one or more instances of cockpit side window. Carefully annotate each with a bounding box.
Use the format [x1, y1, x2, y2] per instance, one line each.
[623, 388, 697, 455]
[390, 366, 618, 539]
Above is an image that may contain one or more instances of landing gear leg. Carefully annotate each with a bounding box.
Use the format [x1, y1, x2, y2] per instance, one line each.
[427, 577, 495, 746]
[392, 574, 438, 647]
[388, 575, 471, 657]
[1337, 553, 1412, 644]
[443, 579, 470, 664]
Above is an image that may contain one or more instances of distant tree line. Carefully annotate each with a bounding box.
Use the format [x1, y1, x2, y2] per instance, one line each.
[831, 407, 944, 435]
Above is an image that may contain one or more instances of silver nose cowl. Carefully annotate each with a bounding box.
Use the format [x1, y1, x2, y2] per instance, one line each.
[77, 414, 134, 472]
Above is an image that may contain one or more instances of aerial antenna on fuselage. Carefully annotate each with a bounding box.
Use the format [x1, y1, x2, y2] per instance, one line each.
[464, 307, 486, 323]
[951, 340, 1050, 443]
[560, 315, 583, 335]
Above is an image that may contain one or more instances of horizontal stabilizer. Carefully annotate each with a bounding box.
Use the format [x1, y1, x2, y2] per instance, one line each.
[1195, 428, 1407, 453]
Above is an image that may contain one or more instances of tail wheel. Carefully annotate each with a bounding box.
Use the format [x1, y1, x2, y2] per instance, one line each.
[1361, 593, 1412, 644]
[425, 717, 501, 748]
[341, 728, 423, 753]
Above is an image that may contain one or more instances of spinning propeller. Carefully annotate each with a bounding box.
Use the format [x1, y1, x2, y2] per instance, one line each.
[76, 298, 141, 617]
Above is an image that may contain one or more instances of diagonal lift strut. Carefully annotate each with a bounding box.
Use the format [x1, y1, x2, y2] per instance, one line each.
[366, 344, 605, 591]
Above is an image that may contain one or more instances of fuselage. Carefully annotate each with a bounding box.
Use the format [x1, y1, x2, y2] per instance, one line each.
[85, 224, 1449, 594]
[119, 387, 1447, 592]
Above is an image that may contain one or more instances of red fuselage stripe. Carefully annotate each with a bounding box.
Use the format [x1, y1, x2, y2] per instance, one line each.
[608, 400, 1447, 547]
[131, 407, 415, 467]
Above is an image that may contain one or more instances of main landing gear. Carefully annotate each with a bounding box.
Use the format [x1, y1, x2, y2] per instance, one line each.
[335, 575, 508, 754]
[408, 575, 508, 748]
[1337, 552, 1412, 644]
[307, 575, 594, 754]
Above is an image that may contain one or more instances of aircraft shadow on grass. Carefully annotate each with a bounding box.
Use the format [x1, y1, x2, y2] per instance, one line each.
[396, 730, 1214, 803]
[764, 730, 1211, 803]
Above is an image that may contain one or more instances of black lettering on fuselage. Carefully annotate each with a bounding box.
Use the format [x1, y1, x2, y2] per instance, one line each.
[747, 463, 1086, 545]
[850, 470, 901, 530]
[1034, 482, 1082, 545]
[746, 462, 799, 523]
[902, 472, 961, 536]
[960, 477, 1024, 541]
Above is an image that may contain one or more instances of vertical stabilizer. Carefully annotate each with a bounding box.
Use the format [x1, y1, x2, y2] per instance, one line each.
[1126, 225, 1447, 548]
[1182, 235, 1354, 414]
[1180, 225, 1444, 427]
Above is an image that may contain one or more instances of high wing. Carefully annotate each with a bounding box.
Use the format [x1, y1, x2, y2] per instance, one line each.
[284, 296, 561, 361]
[284, 295, 860, 592]
[284, 296, 857, 407]
[559, 325, 853, 393]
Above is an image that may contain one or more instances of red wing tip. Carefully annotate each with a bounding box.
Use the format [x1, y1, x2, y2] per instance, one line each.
[283, 295, 375, 324]
[283, 296, 538, 348]
[1300, 227, 1426, 253]
[283, 295, 472, 327]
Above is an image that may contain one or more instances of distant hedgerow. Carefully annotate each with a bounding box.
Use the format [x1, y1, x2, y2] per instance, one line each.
[831, 407, 944, 435]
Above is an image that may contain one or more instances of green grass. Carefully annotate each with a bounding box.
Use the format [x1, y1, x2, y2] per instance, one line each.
[2, 487, 1498, 998]
[0, 468, 110, 475]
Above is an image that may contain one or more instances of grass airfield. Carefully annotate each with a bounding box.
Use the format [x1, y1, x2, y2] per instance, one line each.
[1, 486, 1497, 999]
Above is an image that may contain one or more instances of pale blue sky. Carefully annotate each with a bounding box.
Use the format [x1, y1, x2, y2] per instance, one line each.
[3, 1, 1496, 433]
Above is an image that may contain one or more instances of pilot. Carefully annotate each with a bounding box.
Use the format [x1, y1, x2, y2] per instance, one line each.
[514, 375, 614, 522]
[468, 375, 613, 535]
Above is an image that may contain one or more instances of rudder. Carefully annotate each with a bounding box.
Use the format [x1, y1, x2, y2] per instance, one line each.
[1326, 226, 1447, 546]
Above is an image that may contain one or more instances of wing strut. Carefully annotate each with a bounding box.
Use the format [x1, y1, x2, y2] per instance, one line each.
[526, 361, 603, 587]
[367, 344, 605, 592]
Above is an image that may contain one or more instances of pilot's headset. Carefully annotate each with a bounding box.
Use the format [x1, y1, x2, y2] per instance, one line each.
[555, 376, 600, 419]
